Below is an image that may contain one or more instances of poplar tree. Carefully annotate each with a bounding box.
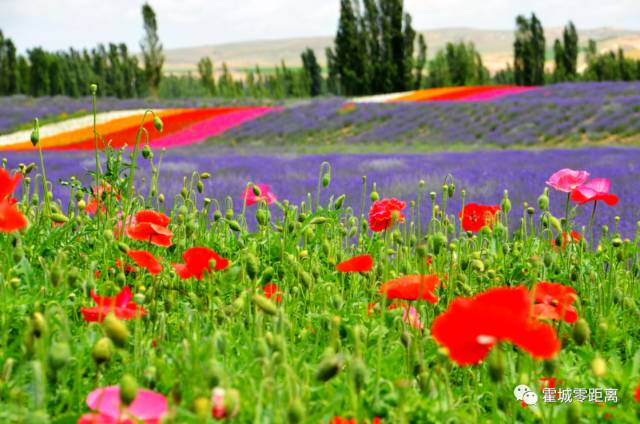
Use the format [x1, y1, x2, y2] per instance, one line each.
[301, 48, 322, 96]
[141, 3, 164, 96]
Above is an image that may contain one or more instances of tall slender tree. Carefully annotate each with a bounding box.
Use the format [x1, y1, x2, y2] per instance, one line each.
[414, 34, 427, 89]
[141, 3, 164, 96]
[301, 48, 322, 97]
[197, 56, 216, 95]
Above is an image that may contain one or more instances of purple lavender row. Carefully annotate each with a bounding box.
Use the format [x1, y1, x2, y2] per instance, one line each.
[3, 145, 639, 237]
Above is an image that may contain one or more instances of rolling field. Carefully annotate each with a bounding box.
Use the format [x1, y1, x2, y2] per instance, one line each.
[1, 82, 640, 423]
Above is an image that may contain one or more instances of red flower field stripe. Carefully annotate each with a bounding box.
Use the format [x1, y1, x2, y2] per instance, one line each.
[151, 107, 281, 148]
[49, 107, 243, 150]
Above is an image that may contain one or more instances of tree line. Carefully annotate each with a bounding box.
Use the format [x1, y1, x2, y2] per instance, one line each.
[1, 2, 640, 100]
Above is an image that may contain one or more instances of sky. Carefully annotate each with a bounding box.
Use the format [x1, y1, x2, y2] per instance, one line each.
[1, 0, 639, 52]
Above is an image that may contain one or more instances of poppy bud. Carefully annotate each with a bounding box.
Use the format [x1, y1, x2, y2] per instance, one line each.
[401, 331, 411, 348]
[470, 259, 485, 272]
[287, 398, 305, 424]
[566, 401, 581, 424]
[244, 254, 260, 280]
[200, 172, 211, 180]
[448, 184, 455, 198]
[309, 216, 328, 225]
[196, 180, 204, 194]
[227, 220, 242, 232]
[300, 271, 313, 288]
[92, 337, 113, 365]
[527, 207, 535, 215]
[119, 374, 138, 406]
[256, 209, 270, 226]
[103, 313, 129, 348]
[252, 294, 277, 315]
[351, 358, 367, 392]
[117, 242, 130, 253]
[24, 163, 36, 174]
[322, 172, 331, 188]
[158, 193, 165, 204]
[316, 354, 343, 382]
[591, 356, 607, 377]
[142, 144, 153, 160]
[31, 312, 47, 339]
[30, 118, 40, 147]
[205, 360, 224, 388]
[153, 116, 163, 133]
[213, 210, 222, 222]
[488, 349, 504, 383]
[48, 342, 71, 371]
[612, 238, 622, 247]
[572, 319, 590, 346]
[225, 208, 234, 220]
[90, 84, 98, 94]
[370, 191, 379, 202]
[334, 194, 345, 210]
[50, 212, 69, 223]
[537, 194, 549, 211]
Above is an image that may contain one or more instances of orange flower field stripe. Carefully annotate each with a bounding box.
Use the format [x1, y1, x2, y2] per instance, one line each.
[0, 108, 244, 151]
[0, 109, 186, 151]
[391, 87, 471, 102]
[426, 86, 502, 101]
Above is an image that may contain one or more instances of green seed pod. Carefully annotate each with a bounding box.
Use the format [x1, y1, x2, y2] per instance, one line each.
[245, 254, 260, 280]
[197, 180, 204, 193]
[103, 313, 129, 348]
[200, 172, 210, 180]
[488, 349, 504, 383]
[572, 319, 590, 346]
[90, 84, 98, 94]
[119, 374, 138, 406]
[225, 208, 234, 220]
[30, 119, 40, 147]
[48, 342, 71, 371]
[334, 194, 345, 209]
[158, 193, 165, 203]
[527, 207, 535, 215]
[315, 355, 342, 382]
[370, 191, 379, 202]
[256, 209, 270, 226]
[213, 210, 222, 222]
[92, 337, 113, 365]
[448, 184, 455, 198]
[252, 294, 277, 315]
[153, 116, 164, 133]
[287, 398, 305, 424]
[612, 238, 623, 247]
[227, 220, 242, 232]
[117, 242, 130, 254]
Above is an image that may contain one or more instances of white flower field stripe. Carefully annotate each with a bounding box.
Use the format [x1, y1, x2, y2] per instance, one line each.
[350, 91, 415, 103]
[0, 109, 154, 148]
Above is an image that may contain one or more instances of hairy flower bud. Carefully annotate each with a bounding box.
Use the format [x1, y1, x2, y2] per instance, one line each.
[316, 354, 343, 382]
[92, 337, 113, 365]
[119, 374, 138, 406]
[153, 116, 164, 133]
[252, 294, 277, 315]
[103, 313, 129, 348]
[572, 319, 590, 346]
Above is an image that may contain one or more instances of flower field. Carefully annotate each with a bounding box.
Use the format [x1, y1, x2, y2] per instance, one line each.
[2, 84, 640, 424]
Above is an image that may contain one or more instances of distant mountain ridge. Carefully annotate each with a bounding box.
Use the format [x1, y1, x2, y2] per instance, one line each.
[162, 27, 640, 76]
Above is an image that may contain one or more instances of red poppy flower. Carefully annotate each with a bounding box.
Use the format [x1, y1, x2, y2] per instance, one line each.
[570, 178, 618, 206]
[551, 231, 582, 251]
[634, 382, 640, 402]
[368, 198, 406, 232]
[127, 250, 163, 275]
[459, 203, 500, 232]
[173, 247, 229, 280]
[336, 254, 374, 272]
[242, 183, 277, 206]
[80, 286, 145, 322]
[0, 168, 27, 232]
[262, 283, 282, 303]
[531, 282, 578, 324]
[379, 274, 440, 303]
[85, 183, 120, 215]
[431, 286, 561, 365]
[331, 418, 381, 424]
[126, 210, 173, 247]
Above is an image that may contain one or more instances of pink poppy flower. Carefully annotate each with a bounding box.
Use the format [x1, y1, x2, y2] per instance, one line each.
[242, 184, 276, 206]
[570, 178, 619, 206]
[546, 169, 589, 193]
[82, 385, 167, 423]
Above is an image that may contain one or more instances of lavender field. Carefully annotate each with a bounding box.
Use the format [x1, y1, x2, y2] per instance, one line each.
[4, 146, 639, 237]
[222, 82, 640, 148]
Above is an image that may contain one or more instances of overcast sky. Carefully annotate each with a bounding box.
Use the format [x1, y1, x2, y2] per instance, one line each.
[1, 0, 638, 52]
